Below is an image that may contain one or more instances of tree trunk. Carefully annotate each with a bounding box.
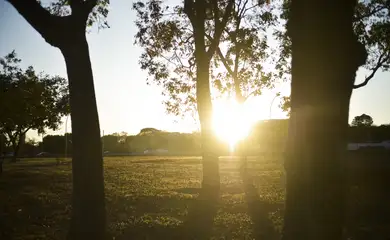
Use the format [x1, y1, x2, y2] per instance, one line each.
[61, 33, 106, 240]
[192, 0, 220, 192]
[11, 136, 21, 162]
[282, 1, 367, 239]
[197, 58, 220, 192]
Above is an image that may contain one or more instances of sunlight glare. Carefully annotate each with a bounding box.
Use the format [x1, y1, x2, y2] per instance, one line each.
[212, 99, 258, 152]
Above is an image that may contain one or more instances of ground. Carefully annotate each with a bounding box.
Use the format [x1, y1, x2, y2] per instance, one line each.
[0, 154, 389, 240]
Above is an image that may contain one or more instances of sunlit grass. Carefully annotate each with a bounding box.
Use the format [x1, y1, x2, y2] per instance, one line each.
[1, 154, 389, 239]
[0, 156, 285, 239]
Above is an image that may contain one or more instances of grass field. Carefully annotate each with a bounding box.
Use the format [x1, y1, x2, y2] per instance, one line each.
[0, 155, 389, 240]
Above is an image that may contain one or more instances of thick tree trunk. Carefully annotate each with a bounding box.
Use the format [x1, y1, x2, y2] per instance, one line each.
[5, 1, 106, 238]
[282, 1, 367, 239]
[197, 59, 220, 192]
[192, 0, 220, 192]
[61, 34, 106, 240]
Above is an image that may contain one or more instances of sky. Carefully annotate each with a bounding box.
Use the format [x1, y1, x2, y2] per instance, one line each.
[1, 0, 389, 141]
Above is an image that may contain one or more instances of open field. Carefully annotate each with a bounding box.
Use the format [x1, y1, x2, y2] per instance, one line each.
[1, 155, 390, 240]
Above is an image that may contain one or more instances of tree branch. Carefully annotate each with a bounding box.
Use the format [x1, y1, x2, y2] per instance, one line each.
[184, 0, 196, 27]
[82, 0, 98, 17]
[353, 5, 387, 22]
[205, 33, 234, 75]
[207, 0, 234, 60]
[353, 52, 389, 89]
[68, 0, 97, 24]
[6, 0, 59, 39]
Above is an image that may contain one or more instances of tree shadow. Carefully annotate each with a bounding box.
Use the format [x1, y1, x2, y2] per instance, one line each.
[0, 170, 70, 239]
[344, 153, 390, 239]
[181, 188, 219, 239]
[240, 167, 281, 240]
[117, 188, 219, 240]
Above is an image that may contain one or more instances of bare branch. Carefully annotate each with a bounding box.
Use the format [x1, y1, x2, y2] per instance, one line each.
[353, 52, 389, 89]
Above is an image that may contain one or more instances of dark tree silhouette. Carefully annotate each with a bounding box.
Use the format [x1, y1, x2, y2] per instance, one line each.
[282, 0, 367, 239]
[277, 0, 390, 115]
[0, 51, 69, 162]
[5, 0, 109, 239]
[133, 0, 236, 191]
[351, 113, 374, 127]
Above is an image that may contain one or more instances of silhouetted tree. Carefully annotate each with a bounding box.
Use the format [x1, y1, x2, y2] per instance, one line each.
[0, 51, 69, 161]
[19, 138, 39, 157]
[351, 113, 374, 127]
[277, 0, 390, 115]
[282, 1, 367, 239]
[207, 0, 277, 104]
[5, 0, 109, 238]
[133, 0, 236, 191]
[0, 134, 8, 155]
[42, 135, 66, 155]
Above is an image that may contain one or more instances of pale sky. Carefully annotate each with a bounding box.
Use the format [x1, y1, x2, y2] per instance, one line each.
[1, 0, 389, 141]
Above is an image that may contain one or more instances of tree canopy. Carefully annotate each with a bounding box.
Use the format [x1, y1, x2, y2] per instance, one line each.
[277, 0, 390, 114]
[351, 113, 374, 127]
[0, 51, 69, 157]
[133, 0, 279, 118]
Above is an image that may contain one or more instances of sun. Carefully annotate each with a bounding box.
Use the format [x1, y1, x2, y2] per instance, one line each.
[212, 98, 259, 151]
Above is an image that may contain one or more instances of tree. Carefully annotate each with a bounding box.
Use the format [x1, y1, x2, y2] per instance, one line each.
[279, 95, 290, 117]
[5, 0, 109, 238]
[209, 0, 277, 104]
[0, 51, 69, 161]
[351, 113, 374, 127]
[277, 0, 390, 115]
[134, 0, 236, 191]
[133, 0, 278, 190]
[282, 1, 367, 239]
[0, 134, 8, 155]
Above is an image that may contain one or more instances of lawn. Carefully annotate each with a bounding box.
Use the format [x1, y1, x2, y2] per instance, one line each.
[0, 154, 389, 240]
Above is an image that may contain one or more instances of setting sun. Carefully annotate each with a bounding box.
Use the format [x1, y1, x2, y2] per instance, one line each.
[212, 99, 259, 151]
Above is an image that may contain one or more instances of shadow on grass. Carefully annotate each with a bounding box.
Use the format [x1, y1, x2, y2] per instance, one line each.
[0, 169, 70, 239]
[344, 153, 390, 239]
[117, 189, 219, 240]
[240, 166, 281, 240]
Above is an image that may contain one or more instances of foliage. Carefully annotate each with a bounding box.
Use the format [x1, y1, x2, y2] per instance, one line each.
[13, 121, 390, 157]
[133, 0, 279, 118]
[209, 0, 278, 103]
[276, 0, 390, 114]
[351, 114, 374, 127]
[0, 133, 10, 154]
[0, 51, 69, 155]
[38, 0, 110, 29]
[278, 95, 290, 117]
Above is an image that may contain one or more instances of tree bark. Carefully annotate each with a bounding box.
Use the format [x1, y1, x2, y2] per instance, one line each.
[11, 142, 20, 162]
[10, 133, 22, 162]
[193, 0, 220, 192]
[282, 1, 367, 239]
[197, 59, 220, 192]
[6, 1, 106, 238]
[61, 33, 106, 240]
